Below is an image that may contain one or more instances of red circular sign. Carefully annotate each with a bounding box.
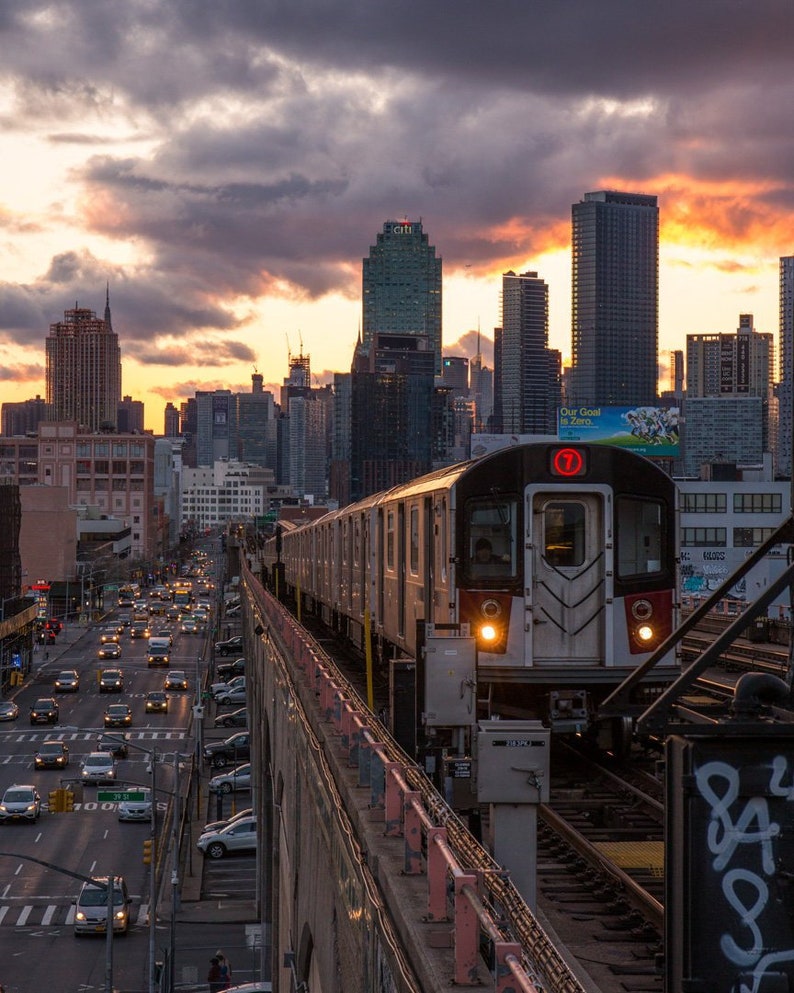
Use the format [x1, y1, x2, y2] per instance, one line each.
[552, 447, 585, 477]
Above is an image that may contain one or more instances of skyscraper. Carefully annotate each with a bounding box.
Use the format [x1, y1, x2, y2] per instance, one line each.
[45, 293, 121, 431]
[778, 256, 794, 477]
[362, 220, 442, 374]
[570, 190, 659, 407]
[498, 270, 557, 434]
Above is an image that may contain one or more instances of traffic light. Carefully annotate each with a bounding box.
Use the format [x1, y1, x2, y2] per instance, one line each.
[62, 790, 74, 812]
[48, 789, 62, 813]
[142, 839, 153, 865]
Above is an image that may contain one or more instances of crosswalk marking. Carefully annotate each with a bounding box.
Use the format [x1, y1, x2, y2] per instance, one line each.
[0, 902, 147, 928]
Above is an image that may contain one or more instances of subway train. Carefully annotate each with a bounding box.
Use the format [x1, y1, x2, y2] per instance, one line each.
[263, 442, 680, 752]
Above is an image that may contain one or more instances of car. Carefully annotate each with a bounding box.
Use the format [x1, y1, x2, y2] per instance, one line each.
[99, 669, 124, 693]
[144, 691, 168, 714]
[0, 701, 19, 722]
[196, 814, 257, 859]
[99, 627, 120, 644]
[117, 787, 153, 822]
[0, 784, 41, 822]
[117, 595, 134, 609]
[104, 703, 132, 727]
[208, 763, 251, 794]
[214, 685, 247, 707]
[80, 752, 117, 784]
[96, 732, 129, 759]
[98, 641, 122, 660]
[201, 807, 254, 836]
[164, 670, 188, 691]
[130, 622, 150, 639]
[53, 669, 80, 693]
[181, 616, 198, 634]
[73, 876, 131, 935]
[154, 628, 173, 648]
[214, 706, 248, 729]
[117, 612, 131, 627]
[216, 657, 246, 681]
[203, 731, 250, 768]
[225, 603, 241, 617]
[211, 674, 245, 699]
[222, 984, 272, 993]
[30, 697, 59, 724]
[215, 635, 244, 656]
[166, 605, 181, 621]
[34, 740, 69, 769]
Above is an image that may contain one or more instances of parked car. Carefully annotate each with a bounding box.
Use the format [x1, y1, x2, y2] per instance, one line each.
[201, 807, 254, 836]
[53, 669, 80, 693]
[80, 752, 117, 784]
[214, 706, 248, 729]
[73, 876, 131, 935]
[208, 763, 251, 794]
[211, 674, 245, 699]
[197, 815, 257, 859]
[30, 697, 59, 725]
[215, 635, 243, 656]
[145, 691, 169, 714]
[34, 740, 69, 769]
[164, 670, 188, 691]
[214, 685, 247, 707]
[99, 669, 124, 693]
[104, 703, 132, 728]
[0, 701, 19, 722]
[203, 731, 250, 768]
[96, 732, 129, 759]
[216, 657, 245, 682]
[0, 784, 41, 822]
[118, 788, 152, 822]
[98, 641, 122, 660]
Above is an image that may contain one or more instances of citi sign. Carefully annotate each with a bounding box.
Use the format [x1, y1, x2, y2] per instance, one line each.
[389, 223, 414, 235]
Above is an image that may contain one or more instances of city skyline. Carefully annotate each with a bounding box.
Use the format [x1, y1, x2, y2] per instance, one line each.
[2, 2, 794, 431]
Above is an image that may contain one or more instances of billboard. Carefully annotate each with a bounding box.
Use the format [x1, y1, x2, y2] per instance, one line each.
[557, 405, 680, 456]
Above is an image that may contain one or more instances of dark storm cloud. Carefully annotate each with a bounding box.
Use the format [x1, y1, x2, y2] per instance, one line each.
[2, 0, 794, 362]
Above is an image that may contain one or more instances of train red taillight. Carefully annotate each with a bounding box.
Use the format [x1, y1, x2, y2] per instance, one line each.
[625, 590, 673, 654]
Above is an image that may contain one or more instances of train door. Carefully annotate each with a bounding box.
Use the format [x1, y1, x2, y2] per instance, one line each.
[527, 487, 610, 665]
[397, 503, 406, 639]
[423, 497, 434, 623]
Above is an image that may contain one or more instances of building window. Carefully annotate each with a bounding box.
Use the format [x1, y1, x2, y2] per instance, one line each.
[681, 492, 727, 513]
[734, 527, 778, 547]
[112, 478, 127, 491]
[94, 460, 109, 474]
[113, 443, 127, 457]
[76, 443, 91, 457]
[129, 443, 144, 457]
[733, 493, 783, 514]
[76, 460, 91, 475]
[682, 527, 727, 547]
[94, 442, 109, 457]
[113, 461, 127, 474]
[129, 461, 144, 475]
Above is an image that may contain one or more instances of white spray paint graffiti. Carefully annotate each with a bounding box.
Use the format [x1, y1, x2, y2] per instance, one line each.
[695, 758, 794, 993]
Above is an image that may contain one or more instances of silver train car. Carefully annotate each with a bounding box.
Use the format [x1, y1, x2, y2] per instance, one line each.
[263, 442, 679, 747]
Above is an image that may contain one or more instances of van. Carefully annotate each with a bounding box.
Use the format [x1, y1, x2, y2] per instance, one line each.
[73, 875, 131, 935]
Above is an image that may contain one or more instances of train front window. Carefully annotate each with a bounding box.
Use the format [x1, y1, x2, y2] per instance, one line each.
[616, 496, 664, 578]
[544, 502, 585, 567]
[464, 498, 517, 579]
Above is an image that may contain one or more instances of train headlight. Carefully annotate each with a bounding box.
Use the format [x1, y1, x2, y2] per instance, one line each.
[636, 623, 655, 643]
[480, 624, 499, 643]
[480, 598, 502, 619]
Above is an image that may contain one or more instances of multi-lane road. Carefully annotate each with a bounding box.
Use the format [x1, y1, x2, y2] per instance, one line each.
[0, 605, 207, 993]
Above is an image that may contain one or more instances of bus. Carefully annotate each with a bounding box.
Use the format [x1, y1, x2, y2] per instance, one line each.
[172, 581, 193, 611]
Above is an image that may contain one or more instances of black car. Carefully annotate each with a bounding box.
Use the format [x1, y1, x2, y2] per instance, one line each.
[34, 740, 69, 769]
[96, 732, 129, 759]
[214, 636, 243, 656]
[215, 657, 245, 681]
[213, 706, 248, 729]
[203, 731, 250, 768]
[30, 698, 59, 725]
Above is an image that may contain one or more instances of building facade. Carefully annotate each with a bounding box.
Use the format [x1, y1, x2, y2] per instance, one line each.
[45, 299, 121, 432]
[362, 220, 442, 375]
[570, 190, 659, 407]
[778, 256, 794, 477]
[181, 461, 274, 530]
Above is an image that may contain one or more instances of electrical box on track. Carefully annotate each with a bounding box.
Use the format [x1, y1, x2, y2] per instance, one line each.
[666, 731, 794, 993]
[423, 633, 477, 728]
[476, 720, 550, 803]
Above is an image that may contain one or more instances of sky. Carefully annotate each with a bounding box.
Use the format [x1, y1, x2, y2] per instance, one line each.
[2, 1, 794, 432]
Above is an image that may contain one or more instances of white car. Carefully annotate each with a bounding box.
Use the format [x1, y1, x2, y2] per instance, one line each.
[118, 788, 153, 822]
[80, 751, 117, 784]
[214, 685, 247, 707]
[211, 674, 245, 699]
[0, 784, 41, 822]
[197, 815, 257, 859]
[201, 807, 254, 837]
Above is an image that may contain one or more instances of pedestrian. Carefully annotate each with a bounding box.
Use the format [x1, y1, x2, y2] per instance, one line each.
[207, 957, 223, 992]
[216, 949, 232, 988]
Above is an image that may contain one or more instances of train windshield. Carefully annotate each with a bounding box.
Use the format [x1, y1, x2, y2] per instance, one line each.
[616, 496, 665, 578]
[464, 497, 518, 580]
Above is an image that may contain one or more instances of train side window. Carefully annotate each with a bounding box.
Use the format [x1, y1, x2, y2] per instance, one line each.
[616, 496, 664, 577]
[386, 511, 395, 571]
[544, 502, 585, 567]
[464, 497, 517, 578]
[409, 506, 419, 575]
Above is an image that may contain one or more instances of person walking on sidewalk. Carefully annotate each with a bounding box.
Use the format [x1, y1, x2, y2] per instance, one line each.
[216, 950, 232, 988]
[207, 957, 223, 992]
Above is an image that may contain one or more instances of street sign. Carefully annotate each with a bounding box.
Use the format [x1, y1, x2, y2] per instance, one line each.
[97, 790, 148, 803]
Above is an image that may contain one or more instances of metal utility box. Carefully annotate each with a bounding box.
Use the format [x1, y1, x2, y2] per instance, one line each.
[423, 633, 477, 728]
[476, 720, 550, 803]
[443, 756, 475, 811]
[666, 732, 794, 993]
